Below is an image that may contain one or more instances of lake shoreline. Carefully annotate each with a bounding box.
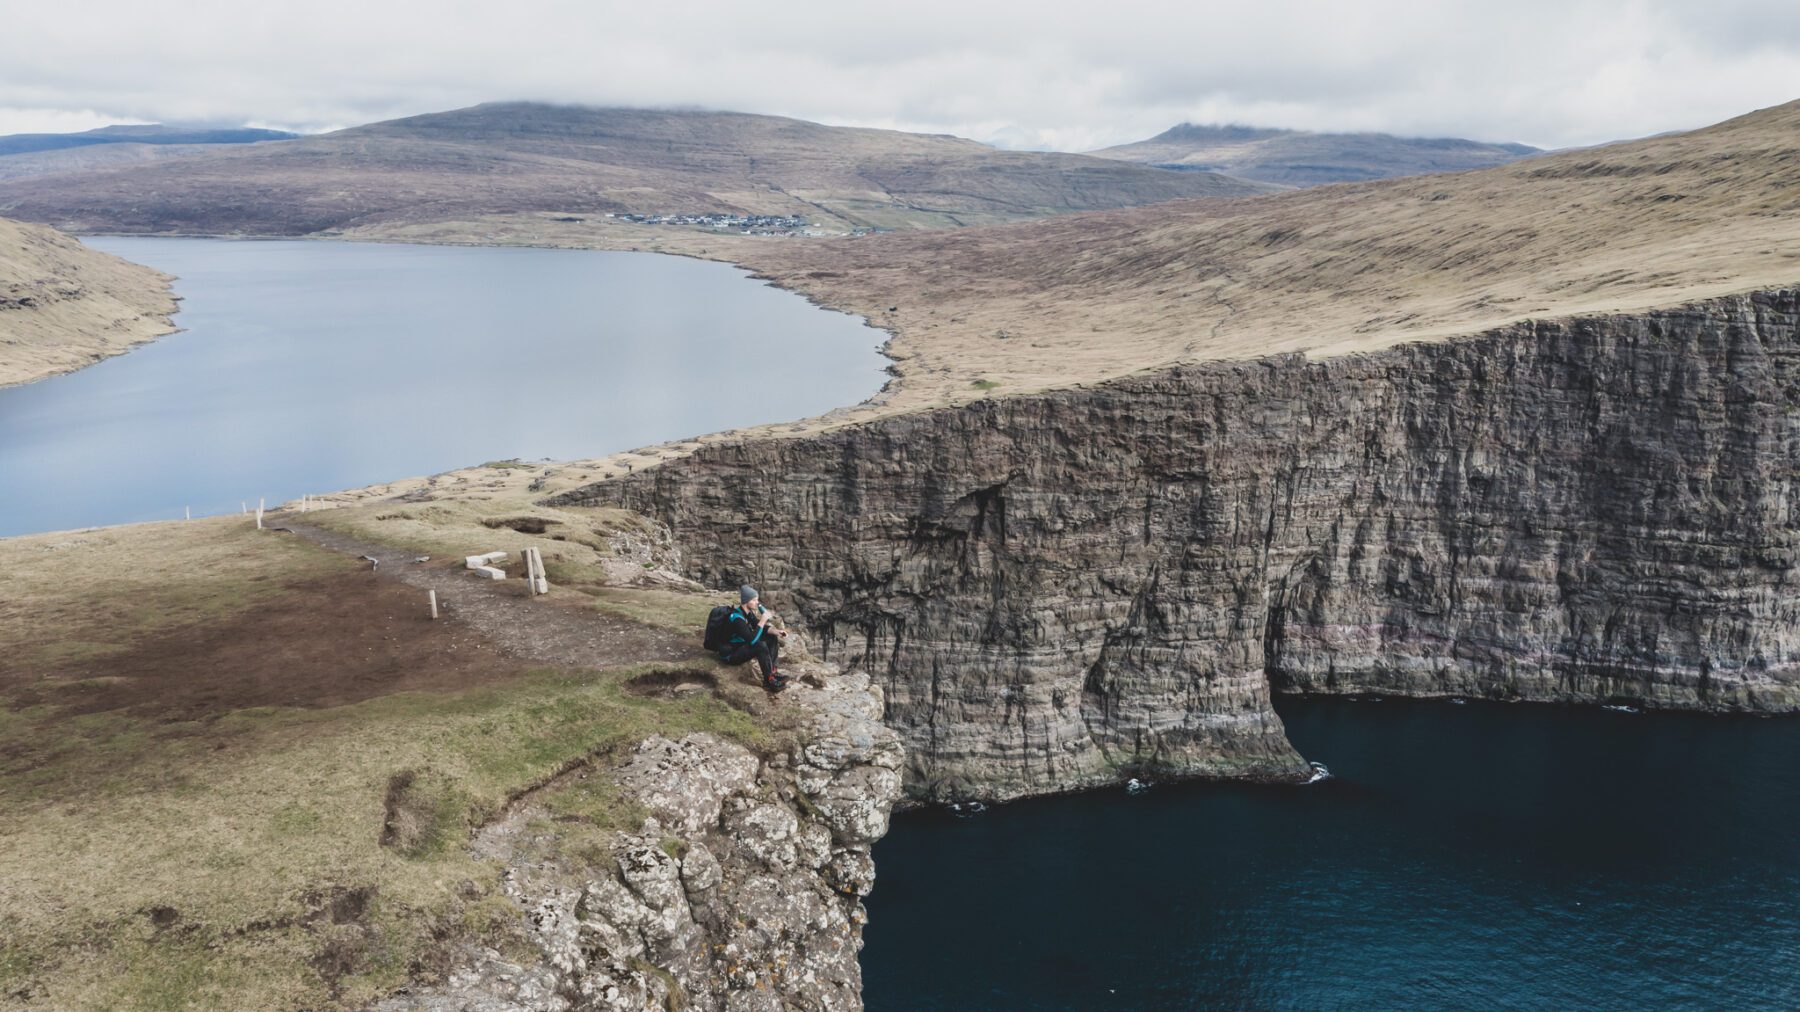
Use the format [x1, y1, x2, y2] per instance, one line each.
[0, 230, 907, 504]
[32, 228, 902, 407]
[2, 238, 892, 538]
[0, 218, 183, 390]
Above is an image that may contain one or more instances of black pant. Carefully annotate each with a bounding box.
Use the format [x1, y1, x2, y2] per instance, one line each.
[722, 637, 781, 682]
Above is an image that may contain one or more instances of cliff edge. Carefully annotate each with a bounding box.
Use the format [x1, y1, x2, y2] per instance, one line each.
[555, 289, 1800, 801]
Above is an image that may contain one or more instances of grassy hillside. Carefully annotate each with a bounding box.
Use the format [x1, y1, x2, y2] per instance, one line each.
[0, 102, 1273, 235]
[0, 215, 177, 386]
[1091, 122, 1537, 186]
[0, 143, 236, 183]
[726, 98, 1800, 415]
[0, 490, 795, 1008]
[0, 124, 296, 158]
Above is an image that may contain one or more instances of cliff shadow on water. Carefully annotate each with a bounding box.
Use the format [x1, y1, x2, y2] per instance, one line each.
[862, 695, 1800, 1010]
[552, 288, 1800, 802]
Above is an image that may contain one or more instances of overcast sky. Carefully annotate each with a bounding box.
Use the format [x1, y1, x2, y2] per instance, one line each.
[3, 1, 1797, 151]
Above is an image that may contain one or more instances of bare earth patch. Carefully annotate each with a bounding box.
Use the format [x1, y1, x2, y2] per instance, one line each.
[5, 569, 529, 721]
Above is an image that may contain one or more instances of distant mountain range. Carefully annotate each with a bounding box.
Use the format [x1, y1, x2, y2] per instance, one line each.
[0, 123, 296, 158]
[0, 103, 1276, 235]
[1090, 123, 1539, 187]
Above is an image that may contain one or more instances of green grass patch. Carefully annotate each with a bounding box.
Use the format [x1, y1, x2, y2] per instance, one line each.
[584, 586, 720, 633]
[2, 661, 794, 1009]
[970, 378, 1001, 390]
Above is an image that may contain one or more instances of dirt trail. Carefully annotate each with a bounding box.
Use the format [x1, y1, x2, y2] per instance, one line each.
[281, 520, 696, 673]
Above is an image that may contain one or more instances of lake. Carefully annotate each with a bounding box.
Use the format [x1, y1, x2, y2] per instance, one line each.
[863, 697, 1800, 1009]
[0, 237, 888, 537]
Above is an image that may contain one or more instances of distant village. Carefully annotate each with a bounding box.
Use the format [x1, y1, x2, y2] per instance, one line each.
[603, 211, 872, 237]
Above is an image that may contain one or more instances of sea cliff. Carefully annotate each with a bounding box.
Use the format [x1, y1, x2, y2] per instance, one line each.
[554, 289, 1800, 801]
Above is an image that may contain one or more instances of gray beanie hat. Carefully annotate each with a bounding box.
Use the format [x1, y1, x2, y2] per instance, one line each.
[740, 585, 758, 604]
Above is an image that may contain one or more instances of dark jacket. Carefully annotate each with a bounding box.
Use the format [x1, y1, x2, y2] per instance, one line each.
[725, 605, 768, 648]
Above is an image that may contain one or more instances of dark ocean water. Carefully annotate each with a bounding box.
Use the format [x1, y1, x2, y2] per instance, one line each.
[0, 238, 887, 537]
[863, 697, 1800, 1010]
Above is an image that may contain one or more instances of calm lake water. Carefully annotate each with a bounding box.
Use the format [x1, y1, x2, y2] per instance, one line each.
[864, 697, 1800, 1010]
[0, 237, 887, 537]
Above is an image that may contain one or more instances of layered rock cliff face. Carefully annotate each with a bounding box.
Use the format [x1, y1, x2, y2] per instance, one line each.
[380, 671, 903, 1011]
[553, 290, 1800, 801]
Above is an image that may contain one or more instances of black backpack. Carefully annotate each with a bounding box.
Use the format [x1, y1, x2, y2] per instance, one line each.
[702, 604, 736, 652]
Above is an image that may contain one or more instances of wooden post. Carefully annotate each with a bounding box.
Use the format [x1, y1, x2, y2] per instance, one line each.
[241, 501, 247, 515]
[428, 589, 439, 620]
[256, 497, 265, 530]
[521, 546, 547, 597]
[185, 506, 191, 521]
[529, 547, 549, 595]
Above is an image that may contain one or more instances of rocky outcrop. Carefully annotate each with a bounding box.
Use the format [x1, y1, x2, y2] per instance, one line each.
[378, 669, 903, 1011]
[553, 289, 1800, 801]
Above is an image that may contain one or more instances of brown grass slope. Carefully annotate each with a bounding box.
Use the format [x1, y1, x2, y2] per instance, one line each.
[0, 215, 177, 386]
[1091, 122, 1538, 186]
[0, 140, 286, 183]
[0, 102, 1274, 235]
[738, 98, 1800, 414]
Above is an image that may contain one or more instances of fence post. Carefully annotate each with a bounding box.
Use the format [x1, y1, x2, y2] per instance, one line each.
[528, 547, 549, 595]
[521, 546, 548, 597]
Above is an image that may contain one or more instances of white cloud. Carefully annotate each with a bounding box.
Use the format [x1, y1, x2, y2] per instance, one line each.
[1, 0, 1796, 149]
[0, 107, 139, 135]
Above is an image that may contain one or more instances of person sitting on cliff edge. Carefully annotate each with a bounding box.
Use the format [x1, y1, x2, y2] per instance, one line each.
[722, 585, 788, 692]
